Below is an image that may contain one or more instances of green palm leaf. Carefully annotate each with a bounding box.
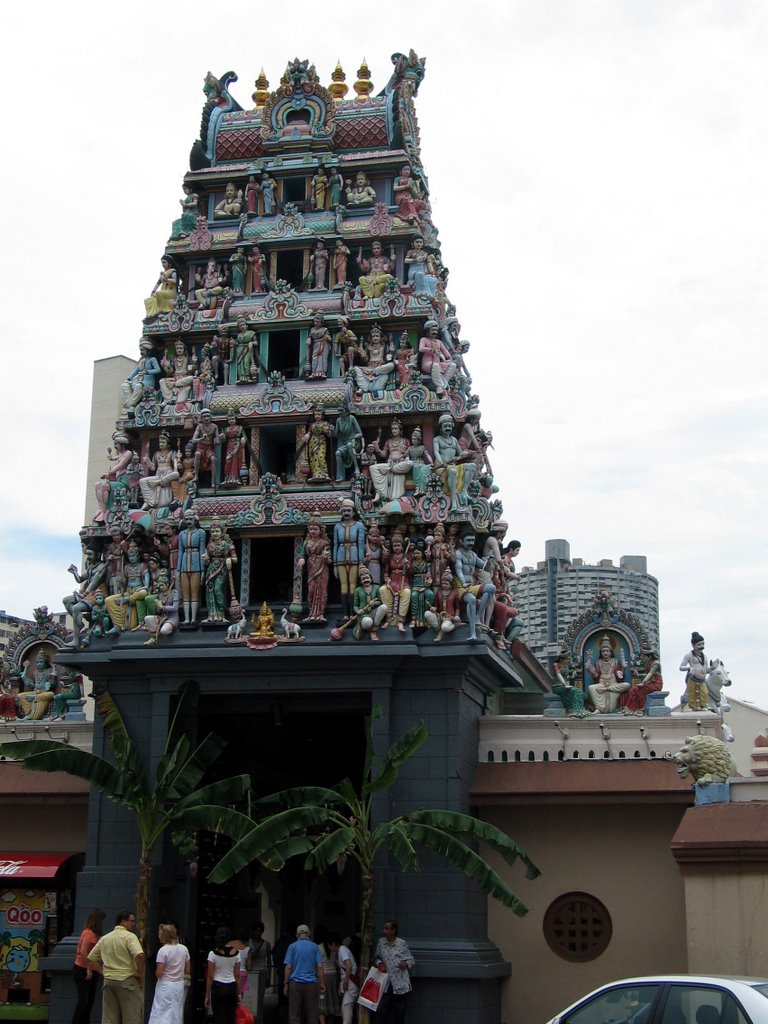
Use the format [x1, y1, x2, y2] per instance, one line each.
[167, 733, 227, 799]
[403, 822, 531, 916]
[174, 775, 251, 813]
[254, 786, 344, 810]
[402, 810, 541, 879]
[364, 719, 427, 796]
[173, 804, 255, 842]
[305, 826, 356, 873]
[383, 823, 419, 873]
[94, 689, 148, 790]
[0, 742, 129, 801]
[208, 806, 333, 883]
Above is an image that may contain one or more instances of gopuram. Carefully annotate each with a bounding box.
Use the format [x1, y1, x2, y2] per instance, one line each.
[47, 52, 548, 1024]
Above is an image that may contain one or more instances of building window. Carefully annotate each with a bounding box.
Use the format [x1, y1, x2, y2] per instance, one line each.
[543, 892, 612, 962]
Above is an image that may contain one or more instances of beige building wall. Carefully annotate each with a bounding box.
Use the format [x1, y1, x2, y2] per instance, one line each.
[724, 698, 768, 777]
[682, 871, 768, 975]
[8, 804, 88, 851]
[483, 803, 688, 1024]
[83, 355, 135, 525]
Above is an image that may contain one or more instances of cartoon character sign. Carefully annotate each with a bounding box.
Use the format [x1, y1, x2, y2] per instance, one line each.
[0, 890, 48, 1008]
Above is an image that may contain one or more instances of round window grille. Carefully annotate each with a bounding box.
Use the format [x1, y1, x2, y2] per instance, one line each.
[543, 891, 612, 962]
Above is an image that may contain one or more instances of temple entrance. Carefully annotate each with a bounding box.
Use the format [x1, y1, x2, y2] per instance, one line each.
[186, 694, 370, 1020]
[248, 535, 297, 608]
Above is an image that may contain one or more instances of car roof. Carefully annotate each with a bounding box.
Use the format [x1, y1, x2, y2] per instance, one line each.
[599, 976, 768, 985]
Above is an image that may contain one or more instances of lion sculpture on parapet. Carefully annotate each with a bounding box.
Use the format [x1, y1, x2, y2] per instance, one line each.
[672, 735, 736, 785]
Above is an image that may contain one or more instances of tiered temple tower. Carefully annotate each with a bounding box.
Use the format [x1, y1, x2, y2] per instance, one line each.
[50, 52, 549, 1024]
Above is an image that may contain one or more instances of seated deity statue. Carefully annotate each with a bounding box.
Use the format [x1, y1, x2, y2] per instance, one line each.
[345, 170, 377, 207]
[214, 182, 243, 218]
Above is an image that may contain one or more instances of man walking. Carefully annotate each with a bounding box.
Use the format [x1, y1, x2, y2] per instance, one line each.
[375, 920, 415, 1023]
[87, 911, 144, 1024]
[283, 923, 324, 1024]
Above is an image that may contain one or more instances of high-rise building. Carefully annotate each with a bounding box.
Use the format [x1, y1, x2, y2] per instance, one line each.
[513, 538, 660, 667]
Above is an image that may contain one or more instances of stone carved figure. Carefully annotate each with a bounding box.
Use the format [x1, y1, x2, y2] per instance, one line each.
[94, 432, 135, 522]
[404, 236, 437, 297]
[248, 246, 268, 293]
[203, 519, 237, 622]
[311, 166, 329, 210]
[369, 419, 413, 504]
[586, 635, 630, 713]
[452, 529, 496, 642]
[328, 168, 344, 208]
[309, 240, 329, 290]
[230, 316, 261, 384]
[432, 414, 477, 510]
[171, 183, 200, 239]
[50, 665, 83, 720]
[159, 338, 200, 409]
[245, 174, 260, 216]
[18, 650, 56, 721]
[350, 566, 388, 641]
[333, 406, 363, 482]
[364, 524, 384, 585]
[679, 631, 709, 712]
[425, 569, 462, 642]
[104, 541, 151, 631]
[346, 170, 377, 207]
[139, 431, 180, 511]
[229, 247, 247, 292]
[222, 412, 248, 486]
[419, 320, 456, 396]
[308, 313, 332, 379]
[122, 339, 161, 412]
[298, 515, 331, 622]
[260, 171, 277, 215]
[301, 406, 332, 482]
[333, 239, 351, 287]
[144, 256, 178, 319]
[672, 735, 736, 785]
[552, 651, 588, 718]
[191, 409, 221, 484]
[334, 318, 366, 375]
[623, 647, 664, 716]
[380, 532, 412, 633]
[194, 258, 225, 309]
[64, 547, 110, 647]
[393, 163, 425, 224]
[177, 511, 207, 623]
[409, 539, 434, 628]
[333, 499, 366, 618]
[408, 427, 433, 495]
[214, 182, 243, 218]
[141, 568, 179, 645]
[357, 241, 396, 299]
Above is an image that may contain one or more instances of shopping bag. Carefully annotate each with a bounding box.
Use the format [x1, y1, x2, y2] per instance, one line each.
[235, 1002, 254, 1024]
[357, 967, 390, 1011]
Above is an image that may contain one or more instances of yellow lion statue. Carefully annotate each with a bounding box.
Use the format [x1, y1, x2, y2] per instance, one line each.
[672, 735, 735, 785]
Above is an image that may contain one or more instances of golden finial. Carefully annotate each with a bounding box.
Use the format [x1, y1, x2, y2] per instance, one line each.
[252, 68, 270, 109]
[353, 58, 373, 100]
[329, 59, 348, 101]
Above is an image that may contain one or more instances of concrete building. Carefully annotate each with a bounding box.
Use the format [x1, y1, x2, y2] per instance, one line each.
[0, 611, 34, 658]
[82, 355, 134, 525]
[514, 538, 660, 668]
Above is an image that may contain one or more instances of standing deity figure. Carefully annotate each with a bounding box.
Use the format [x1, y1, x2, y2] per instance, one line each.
[364, 524, 384, 585]
[425, 569, 462, 642]
[432, 414, 477, 510]
[395, 332, 416, 389]
[260, 171, 277, 215]
[139, 430, 180, 511]
[408, 427, 433, 495]
[144, 256, 178, 319]
[366, 324, 391, 367]
[229, 247, 247, 292]
[64, 547, 111, 647]
[160, 338, 199, 408]
[409, 539, 434, 628]
[380, 532, 413, 633]
[333, 499, 366, 618]
[333, 406, 364, 482]
[222, 412, 248, 486]
[299, 406, 332, 482]
[624, 646, 664, 716]
[679, 631, 709, 711]
[309, 240, 329, 290]
[428, 522, 453, 586]
[0, 662, 20, 721]
[328, 167, 344, 208]
[245, 174, 261, 216]
[345, 170, 377, 207]
[194, 258, 225, 309]
[308, 313, 332, 379]
[248, 245, 268, 294]
[419, 320, 456, 396]
[311, 166, 329, 210]
[369, 419, 413, 504]
[94, 431, 135, 522]
[171, 183, 200, 239]
[203, 518, 237, 622]
[214, 182, 243, 218]
[404, 236, 437, 297]
[18, 650, 56, 721]
[333, 239, 351, 287]
[298, 515, 331, 622]
[177, 512, 207, 624]
[586, 635, 630, 713]
[334, 318, 366, 375]
[105, 527, 128, 595]
[230, 316, 262, 385]
[452, 530, 496, 642]
[122, 339, 162, 411]
[357, 241, 396, 299]
[393, 163, 425, 224]
[192, 408, 222, 484]
[141, 568, 180, 646]
[104, 541, 151, 631]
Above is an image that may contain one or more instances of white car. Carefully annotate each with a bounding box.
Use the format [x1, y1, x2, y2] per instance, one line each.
[545, 975, 768, 1024]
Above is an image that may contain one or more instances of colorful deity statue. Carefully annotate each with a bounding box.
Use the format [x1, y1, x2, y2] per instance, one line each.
[230, 316, 262, 385]
[222, 412, 248, 486]
[194, 258, 225, 308]
[419, 320, 456, 396]
[141, 568, 179, 646]
[298, 515, 331, 622]
[104, 541, 151, 631]
[679, 631, 709, 711]
[191, 409, 221, 484]
[177, 511, 207, 624]
[144, 256, 178, 319]
[432, 414, 477, 509]
[333, 405, 364, 482]
[214, 181, 243, 218]
[586, 635, 630, 713]
[334, 318, 366, 375]
[64, 547, 110, 647]
[299, 406, 332, 483]
[346, 170, 376, 207]
[308, 313, 332, 378]
[369, 419, 413, 504]
[404, 235, 437, 297]
[333, 499, 366, 618]
[452, 529, 496, 642]
[139, 430, 180, 511]
[259, 171, 277, 215]
[409, 538, 434, 628]
[552, 652, 588, 718]
[380, 532, 412, 633]
[171, 183, 200, 239]
[333, 239, 351, 287]
[122, 339, 162, 412]
[309, 239, 329, 290]
[203, 519, 237, 622]
[311, 166, 329, 210]
[93, 431, 135, 522]
[393, 163, 425, 224]
[245, 174, 260, 216]
[357, 241, 396, 298]
[18, 650, 56, 721]
[624, 646, 664, 716]
[229, 247, 247, 292]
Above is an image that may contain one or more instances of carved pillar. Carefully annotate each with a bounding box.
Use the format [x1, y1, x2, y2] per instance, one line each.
[239, 537, 251, 607]
[249, 426, 260, 484]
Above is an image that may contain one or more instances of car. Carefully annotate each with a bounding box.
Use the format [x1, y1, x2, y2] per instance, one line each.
[544, 975, 768, 1024]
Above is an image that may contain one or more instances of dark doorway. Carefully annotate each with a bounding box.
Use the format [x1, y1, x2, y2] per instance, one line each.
[275, 249, 305, 290]
[249, 535, 296, 607]
[259, 423, 299, 480]
[282, 176, 307, 206]
[267, 328, 302, 379]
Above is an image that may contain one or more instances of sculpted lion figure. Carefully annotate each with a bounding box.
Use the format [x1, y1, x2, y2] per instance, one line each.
[672, 735, 735, 785]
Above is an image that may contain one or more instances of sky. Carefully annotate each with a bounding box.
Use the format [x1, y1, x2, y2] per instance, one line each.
[1, 1, 766, 705]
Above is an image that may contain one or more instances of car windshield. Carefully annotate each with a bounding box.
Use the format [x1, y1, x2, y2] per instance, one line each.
[750, 984, 768, 998]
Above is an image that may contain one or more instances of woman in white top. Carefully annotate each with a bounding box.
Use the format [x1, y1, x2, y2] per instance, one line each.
[205, 927, 240, 1024]
[148, 923, 190, 1024]
[338, 938, 359, 1024]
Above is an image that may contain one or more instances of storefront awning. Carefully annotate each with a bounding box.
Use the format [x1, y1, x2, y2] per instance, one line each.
[0, 853, 78, 878]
